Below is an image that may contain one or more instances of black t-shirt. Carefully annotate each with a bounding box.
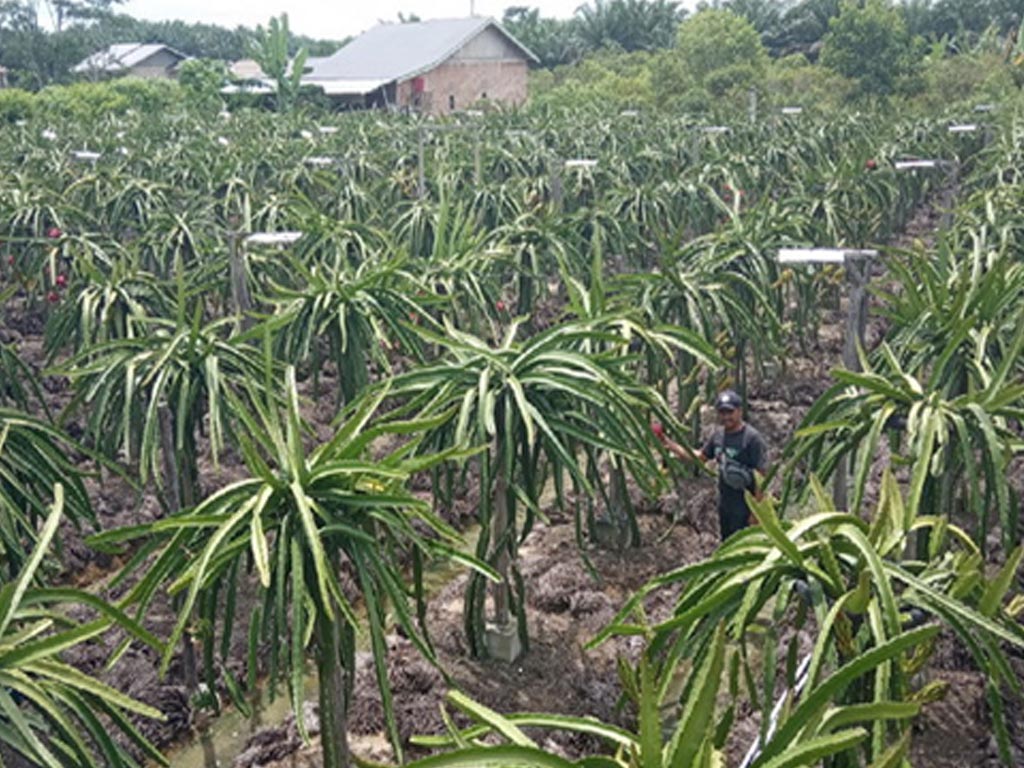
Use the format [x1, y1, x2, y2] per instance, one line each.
[702, 424, 768, 517]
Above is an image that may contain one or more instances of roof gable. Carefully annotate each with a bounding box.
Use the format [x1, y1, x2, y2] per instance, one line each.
[73, 43, 187, 74]
[305, 17, 538, 83]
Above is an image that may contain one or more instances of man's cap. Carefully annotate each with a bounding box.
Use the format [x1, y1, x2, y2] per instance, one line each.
[715, 389, 743, 411]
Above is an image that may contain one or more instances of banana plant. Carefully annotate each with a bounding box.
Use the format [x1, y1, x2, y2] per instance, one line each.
[0, 485, 167, 768]
[88, 367, 493, 768]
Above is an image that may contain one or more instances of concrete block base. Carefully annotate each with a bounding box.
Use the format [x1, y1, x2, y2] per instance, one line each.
[484, 622, 523, 662]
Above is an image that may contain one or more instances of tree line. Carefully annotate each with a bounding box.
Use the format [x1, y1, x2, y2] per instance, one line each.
[504, 0, 1024, 68]
[1, 0, 1022, 100]
[0, 0, 341, 89]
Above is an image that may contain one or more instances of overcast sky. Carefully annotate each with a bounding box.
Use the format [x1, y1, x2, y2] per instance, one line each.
[119, 1, 597, 41]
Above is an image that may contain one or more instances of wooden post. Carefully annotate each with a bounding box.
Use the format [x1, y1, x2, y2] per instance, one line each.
[228, 231, 253, 332]
[834, 254, 870, 511]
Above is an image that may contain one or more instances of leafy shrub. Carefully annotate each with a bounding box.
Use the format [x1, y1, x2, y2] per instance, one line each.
[913, 51, 1018, 111]
[0, 88, 36, 123]
[764, 53, 857, 109]
[36, 78, 182, 121]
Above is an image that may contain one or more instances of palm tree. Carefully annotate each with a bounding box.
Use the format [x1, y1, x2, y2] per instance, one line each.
[91, 368, 491, 768]
[574, 0, 685, 53]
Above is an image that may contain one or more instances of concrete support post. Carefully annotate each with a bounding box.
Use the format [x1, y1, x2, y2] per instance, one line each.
[833, 254, 870, 511]
[417, 127, 426, 199]
[228, 231, 253, 332]
[549, 155, 564, 211]
[474, 131, 483, 187]
[485, 464, 522, 661]
[159, 405, 218, 768]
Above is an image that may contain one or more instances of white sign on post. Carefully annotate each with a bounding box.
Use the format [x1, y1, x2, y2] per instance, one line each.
[564, 159, 598, 169]
[304, 156, 335, 167]
[974, 104, 995, 113]
[781, 107, 804, 115]
[700, 126, 731, 134]
[246, 232, 304, 247]
[894, 159, 942, 170]
[71, 150, 101, 163]
[778, 248, 877, 264]
[948, 124, 978, 133]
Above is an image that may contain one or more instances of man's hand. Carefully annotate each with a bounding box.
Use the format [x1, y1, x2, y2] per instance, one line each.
[660, 434, 697, 463]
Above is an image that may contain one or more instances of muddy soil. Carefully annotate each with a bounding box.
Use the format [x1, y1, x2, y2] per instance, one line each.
[3, 192, 1021, 768]
[230, 196, 1023, 768]
[235, 499, 722, 768]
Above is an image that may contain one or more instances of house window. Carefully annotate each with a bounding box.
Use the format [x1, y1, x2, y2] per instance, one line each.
[449, 95, 455, 110]
[481, 92, 487, 99]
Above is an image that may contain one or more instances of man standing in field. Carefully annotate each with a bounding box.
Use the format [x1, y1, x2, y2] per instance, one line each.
[657, 389, 768, 541]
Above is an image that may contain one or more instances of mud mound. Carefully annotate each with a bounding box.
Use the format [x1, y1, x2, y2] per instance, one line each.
[532, 560, 591, 613]
[348, 637, 448, 745]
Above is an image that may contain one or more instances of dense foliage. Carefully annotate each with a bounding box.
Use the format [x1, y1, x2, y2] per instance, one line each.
[0, 49, 1023, 768]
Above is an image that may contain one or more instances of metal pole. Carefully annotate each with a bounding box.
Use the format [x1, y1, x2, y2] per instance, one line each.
[834, 253, 870, 511]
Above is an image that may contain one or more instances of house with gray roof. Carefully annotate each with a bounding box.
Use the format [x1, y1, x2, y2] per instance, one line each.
[303, 17, 538, 114]
[72, 43, 188, 80]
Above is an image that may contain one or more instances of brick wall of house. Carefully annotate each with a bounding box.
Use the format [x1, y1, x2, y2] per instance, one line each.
[396, 59, 528, 115]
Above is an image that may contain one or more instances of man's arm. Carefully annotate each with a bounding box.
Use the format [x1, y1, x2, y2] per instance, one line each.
[657, 433, 708, 464]
[663, 438, 704, 462]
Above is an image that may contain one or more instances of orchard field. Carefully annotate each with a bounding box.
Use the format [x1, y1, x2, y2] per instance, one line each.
[1, 99, 1024, 768]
